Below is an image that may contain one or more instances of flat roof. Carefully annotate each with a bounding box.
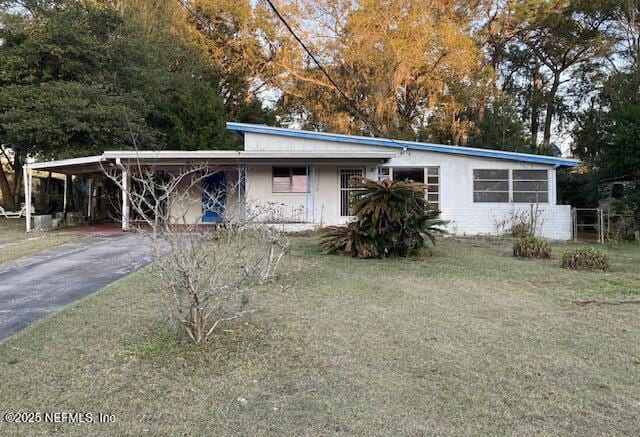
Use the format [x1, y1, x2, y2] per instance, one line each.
[227, 122, 579, 168]
[25, 150, 395, 173]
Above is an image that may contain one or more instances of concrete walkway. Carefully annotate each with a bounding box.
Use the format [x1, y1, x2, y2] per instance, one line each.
[0, 233, 154, 341]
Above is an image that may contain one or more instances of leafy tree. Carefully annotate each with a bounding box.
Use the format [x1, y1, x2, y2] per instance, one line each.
[492, 0, 617, 152]
[0, 1, 255, 207]
[467, 98, 531, 152]
[572, 65, 640, 221]
[271, 0, 490, 143]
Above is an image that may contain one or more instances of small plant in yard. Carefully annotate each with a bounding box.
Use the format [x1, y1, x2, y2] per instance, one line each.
[320, 178, 447, 258]
[562, 248, 609, 271]
[513, 235, 551, 259]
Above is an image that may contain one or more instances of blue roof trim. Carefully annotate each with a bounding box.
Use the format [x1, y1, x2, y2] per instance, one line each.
[226, 122, 579, 167]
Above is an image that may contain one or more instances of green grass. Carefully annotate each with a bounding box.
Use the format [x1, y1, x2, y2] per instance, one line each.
[1, 237, 639, 435]
[0, 218, 80, 263]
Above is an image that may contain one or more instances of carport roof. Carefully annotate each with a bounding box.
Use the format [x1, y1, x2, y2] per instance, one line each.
[25, 150, 395, 174]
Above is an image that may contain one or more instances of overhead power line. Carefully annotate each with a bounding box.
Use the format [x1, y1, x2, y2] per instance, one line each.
[175, 0, 404, 143]
[262, 0, 394, 140]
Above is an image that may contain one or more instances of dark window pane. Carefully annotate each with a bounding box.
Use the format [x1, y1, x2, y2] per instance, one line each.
[291, 167, 307, 176]
[474, 169, 508, 180]
[513, 181, 548, 191]
[513, 170, 547, 180]
[427, 167, 439, 176]
[427, 176, 439, 184]
[393, 167, 424, 183]
[474, 191, 509, 202]
[273, 167, 289, 177]
[513, 192, 548, 203]
[474, 181, 509, 191]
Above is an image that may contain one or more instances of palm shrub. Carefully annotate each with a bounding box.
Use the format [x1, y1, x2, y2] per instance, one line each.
[320, 178, 447, 258]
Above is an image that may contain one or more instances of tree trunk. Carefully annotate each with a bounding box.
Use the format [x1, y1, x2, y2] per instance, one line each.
[530, 66, 542, 149]
[543, 72, 561, 150]
[0, 164, 16, 209]
[12, 155, 23, 207]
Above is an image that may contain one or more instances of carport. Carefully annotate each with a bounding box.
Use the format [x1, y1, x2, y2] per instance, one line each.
[23, 150, 393, 233]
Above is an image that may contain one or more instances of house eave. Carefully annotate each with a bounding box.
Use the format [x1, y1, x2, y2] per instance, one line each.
[227, 122, 580, 168]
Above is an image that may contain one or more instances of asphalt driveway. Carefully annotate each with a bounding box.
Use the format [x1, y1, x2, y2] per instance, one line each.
[0, 233, 154, 340]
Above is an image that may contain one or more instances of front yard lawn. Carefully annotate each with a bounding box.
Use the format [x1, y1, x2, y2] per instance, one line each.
[1, 237, 639, 435]
[0, 218, 80, 264]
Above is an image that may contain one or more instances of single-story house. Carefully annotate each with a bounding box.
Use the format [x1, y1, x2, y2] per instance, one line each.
[23, 122, 578, 239]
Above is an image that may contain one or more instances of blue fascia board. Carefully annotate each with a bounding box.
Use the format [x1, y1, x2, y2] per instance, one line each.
[226, 122, 579, 168]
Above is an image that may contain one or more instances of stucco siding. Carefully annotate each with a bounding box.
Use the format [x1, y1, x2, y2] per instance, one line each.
[168, 169, 239, 224]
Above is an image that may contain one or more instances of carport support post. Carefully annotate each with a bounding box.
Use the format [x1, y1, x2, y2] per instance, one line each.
[121, 167, 130, 231]
[23, 165, 32, 233]
[63, 174, 68, 212]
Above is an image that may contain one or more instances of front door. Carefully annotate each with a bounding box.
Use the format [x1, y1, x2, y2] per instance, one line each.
[202, 172, 226, 223]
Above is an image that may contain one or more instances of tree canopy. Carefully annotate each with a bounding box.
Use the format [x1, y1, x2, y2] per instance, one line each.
[0, 0, 638, 213]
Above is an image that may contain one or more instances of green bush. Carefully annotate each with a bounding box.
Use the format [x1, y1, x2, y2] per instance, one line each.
[513, 236, 551, 259]
[561, 248, 609, 271]
[320, 178, 447, 258]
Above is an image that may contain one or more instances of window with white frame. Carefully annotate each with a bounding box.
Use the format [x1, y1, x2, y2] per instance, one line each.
[473, 169, 549, 203]
[378, 167, 391, 181]
[272, 167, 308, 193]
[378, 166, 440, 210]
[473, 169, 510, 202]
[425, 167, 439, 210]
[512, 170, 548, 203]
[339, 168, 364, 216]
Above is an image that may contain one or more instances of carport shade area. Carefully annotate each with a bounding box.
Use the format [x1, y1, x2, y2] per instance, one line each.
[22, 150, 395, 232]
[0, 233, 153, 340]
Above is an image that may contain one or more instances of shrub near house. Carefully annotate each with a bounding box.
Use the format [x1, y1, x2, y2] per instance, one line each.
[320, 178, 446, 258]
[562, 248, 609, 271]
[513, 236, 552, 259]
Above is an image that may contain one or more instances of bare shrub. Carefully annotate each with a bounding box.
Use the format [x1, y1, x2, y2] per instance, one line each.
[104, 162, 290, 343]
[495, 204, 545, 237]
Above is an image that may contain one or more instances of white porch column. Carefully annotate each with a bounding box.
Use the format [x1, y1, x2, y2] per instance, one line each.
[23, 165, 32, 233]
[87, 178, 93, 219]
[63, 174, 68, 212]
[121, 167, 130, 231]
[305, 165, 317, 224]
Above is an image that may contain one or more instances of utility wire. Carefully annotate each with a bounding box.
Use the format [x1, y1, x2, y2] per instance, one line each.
[175, 0, 214, 32]
[262, 0, 397, 141]
[175, 0, 405, 145]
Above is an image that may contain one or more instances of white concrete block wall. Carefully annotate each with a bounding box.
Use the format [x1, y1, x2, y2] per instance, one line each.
[240, 132, 574, 240]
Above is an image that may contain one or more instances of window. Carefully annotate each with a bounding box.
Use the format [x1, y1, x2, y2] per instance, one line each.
[513, 170, 548, 203]
[378, 167, 391, 181]
[339, 168, 364, 216]
[393, 167, 424, 183]
[378, 166, 440, 210]
[474, 169, 509, 202]
[272, 167, 308, 193]
[426, 167, 439, 210]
